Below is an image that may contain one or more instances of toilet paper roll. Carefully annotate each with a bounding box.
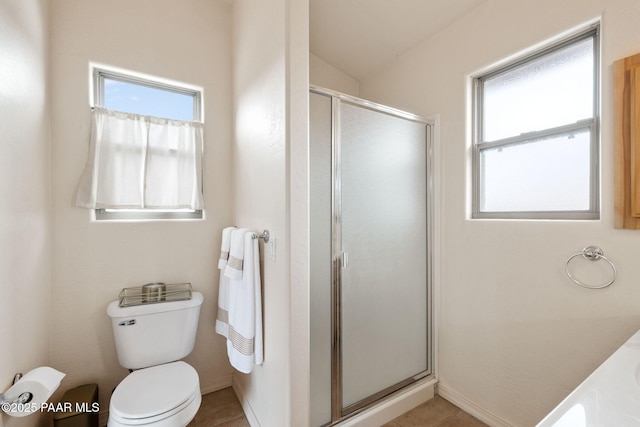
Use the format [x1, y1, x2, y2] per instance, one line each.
[1, 367, 65, 417]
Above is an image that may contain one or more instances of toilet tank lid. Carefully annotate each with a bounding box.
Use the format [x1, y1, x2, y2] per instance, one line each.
[107, 291, 203, 318]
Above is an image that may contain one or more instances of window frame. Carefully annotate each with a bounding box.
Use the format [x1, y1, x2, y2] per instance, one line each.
[472, 25, 600, 220]
[90, 65, 204, 221]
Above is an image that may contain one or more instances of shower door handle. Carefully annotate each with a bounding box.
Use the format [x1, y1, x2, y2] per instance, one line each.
[341, 252, 349, 268]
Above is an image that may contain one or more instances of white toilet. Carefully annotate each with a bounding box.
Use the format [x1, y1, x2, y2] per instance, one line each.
[106, 292, 204, 427]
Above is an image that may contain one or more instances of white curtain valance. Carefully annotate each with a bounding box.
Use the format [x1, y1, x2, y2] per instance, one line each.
[76, 107, 204, 210]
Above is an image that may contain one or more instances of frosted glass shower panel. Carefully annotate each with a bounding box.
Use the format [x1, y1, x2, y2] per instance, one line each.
[340, 102, 428, 408]
[309, 92, 333, 426]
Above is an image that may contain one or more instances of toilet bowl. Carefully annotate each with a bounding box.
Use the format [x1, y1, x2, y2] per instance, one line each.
[106, 291, 204, 427]
[108, 362, 201, 427]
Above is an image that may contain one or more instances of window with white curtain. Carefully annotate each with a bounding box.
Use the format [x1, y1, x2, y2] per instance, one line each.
[76, 66, 204, 220]
[472, 25, 599, 220]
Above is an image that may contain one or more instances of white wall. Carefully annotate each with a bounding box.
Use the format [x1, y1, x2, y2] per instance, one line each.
[288, 0, 311, 425]
[231, 1, 287, 423]
[310, 53, 359, 97]
[360, 0, 640, 425]
[49, 0, 234, 419]
[0, 1, 51, 426]
[230, 0, 309, 425]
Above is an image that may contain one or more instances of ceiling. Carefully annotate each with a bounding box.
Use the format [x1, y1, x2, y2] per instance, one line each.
[309, 0, 487, 80]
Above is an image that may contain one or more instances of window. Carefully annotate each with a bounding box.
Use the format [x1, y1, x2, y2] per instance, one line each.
[96, 70, 200, 121]
[79, 66, 204, 220]
[473, 26, 599, 219]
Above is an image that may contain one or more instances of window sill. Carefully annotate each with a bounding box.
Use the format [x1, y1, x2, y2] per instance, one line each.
[94, 209, 204, 221]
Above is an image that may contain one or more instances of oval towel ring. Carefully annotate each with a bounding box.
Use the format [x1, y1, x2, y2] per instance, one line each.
[565, 246, 617, 289]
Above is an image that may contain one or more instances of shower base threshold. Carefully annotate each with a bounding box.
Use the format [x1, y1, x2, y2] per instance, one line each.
[334, 377, 437, 427]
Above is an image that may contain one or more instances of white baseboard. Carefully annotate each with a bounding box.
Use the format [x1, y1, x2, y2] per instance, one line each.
[229, 376, 435, 427]
[200, 374, 234, 395]
[232, 376, 261, 427]
[335, 378, 436, 427]
[437, 383, 513, 427]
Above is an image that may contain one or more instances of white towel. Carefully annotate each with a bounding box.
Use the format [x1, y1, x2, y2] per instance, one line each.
[215, 226, 238, 337]
[215, 228, 263, 372]
[224, 230, 264, 373]
[218, 226, 236, 269]
[225, 228, 249, 281]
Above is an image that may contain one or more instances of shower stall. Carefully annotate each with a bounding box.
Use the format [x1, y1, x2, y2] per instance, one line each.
[310, 87, 434, 426]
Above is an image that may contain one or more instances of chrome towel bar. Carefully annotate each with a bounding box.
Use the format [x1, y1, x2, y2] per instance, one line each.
[252, 229, 270, 243]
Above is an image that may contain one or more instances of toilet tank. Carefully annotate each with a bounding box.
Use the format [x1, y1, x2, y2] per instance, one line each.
[107, 292, 203, 369]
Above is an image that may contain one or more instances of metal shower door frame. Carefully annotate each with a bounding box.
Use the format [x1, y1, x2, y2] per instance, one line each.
[310, 85, 435, 424]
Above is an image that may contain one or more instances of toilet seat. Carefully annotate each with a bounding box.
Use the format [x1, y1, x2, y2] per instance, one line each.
[108, 361, 201, 426]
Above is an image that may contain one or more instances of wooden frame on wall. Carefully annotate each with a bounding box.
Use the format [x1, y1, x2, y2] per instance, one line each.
[614, 52, 640, 228]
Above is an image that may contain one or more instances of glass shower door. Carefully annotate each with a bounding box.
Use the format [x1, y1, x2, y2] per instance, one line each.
[310, 91, 333, 426]
[338, 101, 430, 412]
[310, 88, 432, 425]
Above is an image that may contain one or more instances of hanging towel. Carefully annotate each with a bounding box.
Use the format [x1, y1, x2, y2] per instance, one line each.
[215, 226, 237, 337]
[225, 228, 248, 281]
[223, 230, 264, 373]
[218, 226, 236, 269]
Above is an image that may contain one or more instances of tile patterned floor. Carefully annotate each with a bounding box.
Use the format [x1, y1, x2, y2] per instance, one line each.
[382, 396, 488, 427]
[187, 388, 250, 427]
[191, 388, 487, 427]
